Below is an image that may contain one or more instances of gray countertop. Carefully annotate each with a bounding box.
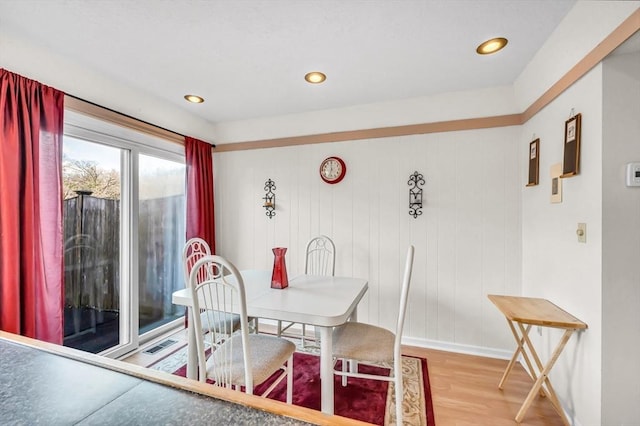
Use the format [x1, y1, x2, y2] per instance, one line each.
[0, 339, 312, 426]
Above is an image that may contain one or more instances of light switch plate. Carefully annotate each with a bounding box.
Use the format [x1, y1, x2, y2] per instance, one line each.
[577, 223, 586, 243]
[626, 162, 640, 187]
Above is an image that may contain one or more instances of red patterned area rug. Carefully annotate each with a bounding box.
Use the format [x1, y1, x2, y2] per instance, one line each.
[172, 352, 434, 425]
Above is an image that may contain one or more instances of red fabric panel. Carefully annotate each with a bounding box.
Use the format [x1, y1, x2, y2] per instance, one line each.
[185, 136, 216, 253]
[0, 69, 64, 344]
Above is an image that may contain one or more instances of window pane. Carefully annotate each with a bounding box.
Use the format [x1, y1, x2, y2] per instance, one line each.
[62, 137, 122, 353]
[138, 154, 186, 333]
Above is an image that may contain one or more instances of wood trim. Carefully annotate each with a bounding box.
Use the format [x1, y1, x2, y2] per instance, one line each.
[522, 8, 640, 122]
[214, 114, 523, 152]
[0, 331, 367, 426]
[216, 9, 639, 152]
[64, 95, 186, 146]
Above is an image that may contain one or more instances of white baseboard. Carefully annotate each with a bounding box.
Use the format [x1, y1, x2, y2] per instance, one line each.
[262, 319, 514, 360]
[401, 336, 514, 360]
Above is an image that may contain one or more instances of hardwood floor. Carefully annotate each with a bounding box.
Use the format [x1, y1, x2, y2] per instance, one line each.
[123, 328, 564, 425]
[402, 346, 564, 426]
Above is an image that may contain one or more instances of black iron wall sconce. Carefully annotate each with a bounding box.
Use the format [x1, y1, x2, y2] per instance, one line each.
[263, 179, 276, 219]
[408, 171, 425, 218]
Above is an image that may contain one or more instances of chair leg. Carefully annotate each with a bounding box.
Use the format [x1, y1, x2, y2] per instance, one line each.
[286, 354, 293, 404]
[341, 358, 348, 387]
[395, 358, 404, 425]
[301, 324, 306, 346]
[277, 320, 283, 337]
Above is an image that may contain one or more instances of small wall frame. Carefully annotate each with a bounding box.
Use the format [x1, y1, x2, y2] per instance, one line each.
[526, 138, 540, 186]
[561, 113, 581, 178]
[550, 163, 563, 203]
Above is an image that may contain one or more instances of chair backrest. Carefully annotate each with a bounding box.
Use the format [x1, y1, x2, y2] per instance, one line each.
[182, 238, 211, 288]
[304, 235, 336, 276]
[189, 255, 253, 390]
[394, 245, 415, 358]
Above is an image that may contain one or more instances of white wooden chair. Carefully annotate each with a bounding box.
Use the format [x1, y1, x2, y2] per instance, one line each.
[304, 235, 336, 276]
[332, 245, 415, 425]
[277, 235, 335, 346]
[183, 238, 255, 341]
[183, 238, 211, 288]
[189, 255, 295, 402]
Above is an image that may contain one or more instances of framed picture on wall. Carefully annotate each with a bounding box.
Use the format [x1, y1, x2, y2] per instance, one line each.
[561, 113, 581, 177]
[526, 138, 540, 186]
[550, 163, 563, 203]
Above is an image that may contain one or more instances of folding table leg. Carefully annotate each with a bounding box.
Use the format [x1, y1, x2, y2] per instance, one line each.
[518, 322, 558, 399]
[515, 329, 575, 426]
[499, 321, 537, 389]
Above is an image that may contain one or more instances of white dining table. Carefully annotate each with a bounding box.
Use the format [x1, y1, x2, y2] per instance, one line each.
[171, 270, 369, 415]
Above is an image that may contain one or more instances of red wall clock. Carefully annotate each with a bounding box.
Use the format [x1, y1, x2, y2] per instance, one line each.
[319, 156, 346, 184]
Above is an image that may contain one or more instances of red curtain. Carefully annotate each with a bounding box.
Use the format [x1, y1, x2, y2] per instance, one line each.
[0, 69, 64, 344]
[185, 136, 216, 253]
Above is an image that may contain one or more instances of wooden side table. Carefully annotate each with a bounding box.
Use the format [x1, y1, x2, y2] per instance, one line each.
[488, 295, 588, 425]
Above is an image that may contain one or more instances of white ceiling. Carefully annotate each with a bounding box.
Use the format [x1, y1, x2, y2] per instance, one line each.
[0, 0, 579, 125]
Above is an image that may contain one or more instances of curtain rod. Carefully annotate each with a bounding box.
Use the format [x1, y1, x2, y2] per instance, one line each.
[64, 93, 216, 148]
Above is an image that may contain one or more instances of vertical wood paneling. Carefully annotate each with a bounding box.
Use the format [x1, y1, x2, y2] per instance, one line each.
[364, 140, 381, 325]
[424, 136, 441, 339]
[404, 135, 428, 339]
[480, 136, 509, 348]
[455, 136, 484, 345]
[435, 134, 458, 342]
[375, 137, 401, 331]
[213, 126, 521, 352]
[350, 139, 372, 323]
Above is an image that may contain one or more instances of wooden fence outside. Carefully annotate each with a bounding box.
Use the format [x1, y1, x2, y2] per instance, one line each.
[63, 194, 185, 324]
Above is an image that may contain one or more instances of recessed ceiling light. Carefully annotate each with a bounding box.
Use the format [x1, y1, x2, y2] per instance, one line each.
[184, 94, 204, 103]
[304, 71, 327, 84]
[476, 37, 508, 55]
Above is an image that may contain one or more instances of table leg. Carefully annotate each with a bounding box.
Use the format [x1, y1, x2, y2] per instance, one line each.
[186, 308, 197, 380]
[499, 321, 535, 389]
[515, 329, 574, 426]
[503, 321, 542, 390]
[347, 307, 358, 377]
[517, 322, 550, 398]
[319, 325, 334, 415]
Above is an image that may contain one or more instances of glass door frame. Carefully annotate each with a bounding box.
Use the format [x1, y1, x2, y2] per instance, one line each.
[64, 111, 185, 359]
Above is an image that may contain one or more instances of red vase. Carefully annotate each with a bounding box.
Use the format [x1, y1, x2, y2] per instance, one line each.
[271, 247, 289, 289]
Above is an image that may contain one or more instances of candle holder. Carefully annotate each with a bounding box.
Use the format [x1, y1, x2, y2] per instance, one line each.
[408, 171, 425, 218]
[263, 179, 276, 219]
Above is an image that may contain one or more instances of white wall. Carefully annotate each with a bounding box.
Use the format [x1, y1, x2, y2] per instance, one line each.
[520, 65, 603, 424]
[601, 51, 640, 425]
[213, 86, 517, 143]
[214, 126, 521, 356]
[514, 0, 640, 111]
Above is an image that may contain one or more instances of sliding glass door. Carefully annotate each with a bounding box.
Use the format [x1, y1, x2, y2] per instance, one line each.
[138, 154, 186, 334]
[62, 137, 125, 353]
[62, 114, 185, 356]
